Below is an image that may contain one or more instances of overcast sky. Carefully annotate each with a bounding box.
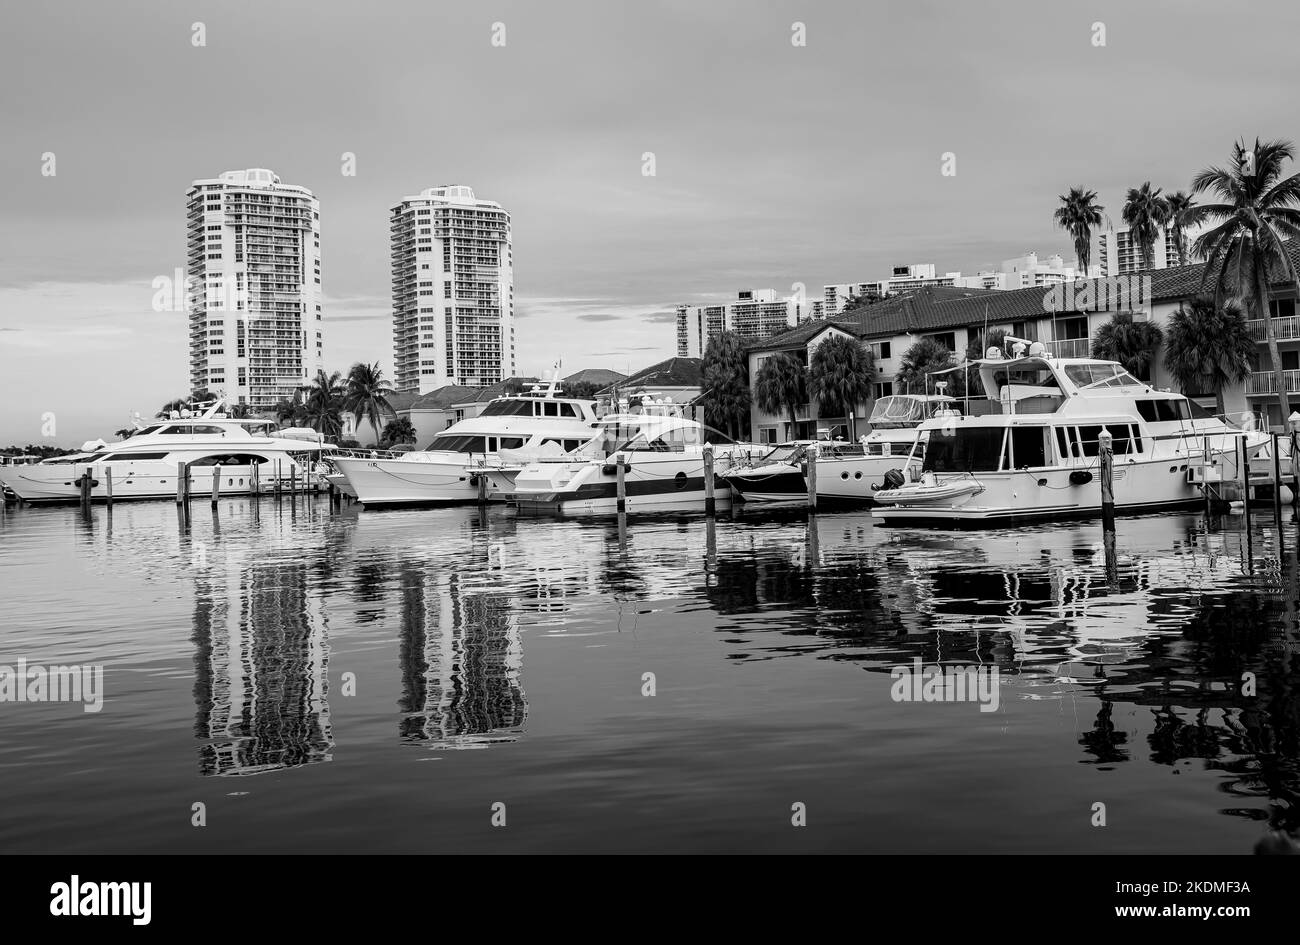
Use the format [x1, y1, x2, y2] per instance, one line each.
[4, 0, 1300, 444]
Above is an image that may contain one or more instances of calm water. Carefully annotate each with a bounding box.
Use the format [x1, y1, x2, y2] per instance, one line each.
[1, 495, 1298, 854]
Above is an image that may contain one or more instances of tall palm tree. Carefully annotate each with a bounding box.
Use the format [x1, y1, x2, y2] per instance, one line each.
[300, 369, 345, 438]
[1091, 313, 1165, 381]
[700, 330, 752, 440]
[1192, 137, 1300, 426]
[1162, 297, 1254, 415]
[344, 361, 395, 446]
[273, 398, 306, 426]
[752, 352, 807, 437]
[1054, 187, 1105, 275]
[808, 335, 874, 432]
[1122, 182, 1170, 270]
[1165, 190, 1197, 267]
[895, 337, 961, 397]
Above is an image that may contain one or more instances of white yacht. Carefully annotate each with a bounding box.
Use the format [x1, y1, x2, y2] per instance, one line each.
[0, 400, 333, 503]
[329, 384, 599, 506]
[871, 341, 1271, 526]
[510, 398, 754, 515]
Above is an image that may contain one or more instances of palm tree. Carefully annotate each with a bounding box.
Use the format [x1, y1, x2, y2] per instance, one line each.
[344, 361, 395, 446]
[381, 416, 418, 447]
[964, 328, 1009, 396]
[1054, 187, 1105, 275]
[896, 337, 961, 396]
[1162, 297, 1254, 415]
[1165, 190, 1197, 266]
[300, 369, 345, 438]
[1122, 182, 1170, 270]
[841, 290, 884, 313]
[1091, 313, 1164, 381]
[808, 335, 874, 434]
[273, 398, 306, 426]
[1192, 137, 1300, 426]
[752, 352, 807, 438]
[700, 330, 752, 440]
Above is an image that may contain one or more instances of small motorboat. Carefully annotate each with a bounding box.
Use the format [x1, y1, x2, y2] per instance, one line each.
[722, 441, 815, 502]
[872, 471, 985, 507]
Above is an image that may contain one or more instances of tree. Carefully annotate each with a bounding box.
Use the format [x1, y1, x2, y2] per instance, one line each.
[344, 361, 395, 446]
[300, 369, 345, 438]
[1122, 181, 1170, 270]
[380, 416, 418, 447]
[841, 290, 884, 313]
[274, 398, 307, 426]
[1091, 313, 1164, 380]
[896, 337, 962, 397]
[699, 330, 751, 441]
[808, 334, 874, 423]
[564, 380, 603, 401]
[1054, 187, 1106, 275]
[1162, 296, 1254, 415]
[1192, 137, 1300, 425]
[752, 352, 807, 436]
[1165, 190, 1197, 267]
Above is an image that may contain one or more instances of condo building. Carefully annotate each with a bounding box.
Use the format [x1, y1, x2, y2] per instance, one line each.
[675, 289, 813, 358]
[186, 168, 323, 410]
[391, 185, 514, 394]
[1097, 224, 1204, 276]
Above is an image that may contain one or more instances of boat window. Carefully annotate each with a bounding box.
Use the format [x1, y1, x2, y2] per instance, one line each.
[559, 402, 579, 418]
[429, 434, 487, 452]
[1011, 427, 1047, 468]
[922, 428, 1006, 473]
[1053, 427, 1072, 461]
[156, 424, 227, 435]
[1136, 399, 1191, 422]
[479, 399, 534, 417]
[189, 453, 268, 466]
[1110, 426, 1132, 456]
[1128, 425, 1144, 453]
[498, 437, 525, 450]
[543, 402, 559, 417]
[1065, 364, 1143, 390]
[1077, 425, 1103, 456]
[108, 451, 172, 461]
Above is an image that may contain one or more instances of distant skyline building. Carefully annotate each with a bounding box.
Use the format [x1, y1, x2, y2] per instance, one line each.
[823, 254, 1085, 316]
[185, 168, 322, 410]
[391, 185, 514, 394]
[1097, 223, 1204, 276]
[675, 289, 814, 358]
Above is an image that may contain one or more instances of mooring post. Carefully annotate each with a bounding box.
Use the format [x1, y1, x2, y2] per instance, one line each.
[1239, 435, 1250, 521]
[806, 443, 818, 511]
[79, 466, 92, 508]
[290, 464, 297, 496]
[252, 461, 260, 498]
[275, 460, 282, 498]
[1273, 432, 1284, 524]
[211, 465, 221, 507]
[703, 443, 715, 516]
[176, 462, 185, 504]
[616, 452, 627, 514]
[104, 466, 112, 508]
[1098, 427, 1115, 532]
[477, 470, 487, 507]
[1203, 435, 1213, 519]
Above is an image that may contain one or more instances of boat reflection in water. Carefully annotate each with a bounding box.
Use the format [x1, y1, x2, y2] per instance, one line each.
[191, 555, 334, 777]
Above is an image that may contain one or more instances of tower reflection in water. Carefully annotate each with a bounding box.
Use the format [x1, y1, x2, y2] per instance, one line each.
[398, 566, 527, 749]
[192, 556, 334, 776]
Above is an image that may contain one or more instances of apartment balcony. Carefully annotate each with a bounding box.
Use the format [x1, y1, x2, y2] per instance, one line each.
[1246, 316, 1300, 342]
[1245, 369, 1300, 395]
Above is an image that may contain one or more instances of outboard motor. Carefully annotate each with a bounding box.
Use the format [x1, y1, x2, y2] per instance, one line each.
[880, 468, 905, 492]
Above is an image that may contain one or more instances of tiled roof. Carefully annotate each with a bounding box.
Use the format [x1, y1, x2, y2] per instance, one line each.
[602, 356, 702, 392]
[408, 385, 483, 410]
[563, 368, 627, 386]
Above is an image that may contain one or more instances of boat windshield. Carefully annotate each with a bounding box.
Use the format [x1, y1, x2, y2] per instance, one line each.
[1065, 363, 1143, 390]
[479, 398, 535, 417]
[922, 428, 1005, 473]
[760, 444, 805, 464]
[869, 396, 932, 427]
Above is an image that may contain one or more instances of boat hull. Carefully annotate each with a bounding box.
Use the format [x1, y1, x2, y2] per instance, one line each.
[331, 454, 512, 506]
[0, 460, 311, 503]
[513, 455, 737, 516]
[724, 466, 806, 502]
[812, 453, 916, 504]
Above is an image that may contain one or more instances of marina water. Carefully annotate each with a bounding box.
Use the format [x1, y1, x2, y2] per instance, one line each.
[1, 497, 1297, 853]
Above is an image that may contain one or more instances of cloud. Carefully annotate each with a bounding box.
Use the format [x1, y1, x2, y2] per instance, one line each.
[576, 313, 621, 322]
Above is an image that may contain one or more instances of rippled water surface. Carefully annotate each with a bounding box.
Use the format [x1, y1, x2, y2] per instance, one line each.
[1, 495, 1298, 853]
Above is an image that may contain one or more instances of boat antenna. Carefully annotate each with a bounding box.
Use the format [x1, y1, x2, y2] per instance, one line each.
[546, 359, 562, 398]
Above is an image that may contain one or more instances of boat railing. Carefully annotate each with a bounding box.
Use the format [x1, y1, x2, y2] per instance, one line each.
[329, 447, 410, 460]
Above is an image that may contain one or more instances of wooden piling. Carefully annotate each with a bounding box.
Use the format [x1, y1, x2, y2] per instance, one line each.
[211, 465, 221, 507]
[477, 470, 487, 506]
[290, 465, 297, 496]
[703, 444, 715, 516]
[1239, 435, 1250, 520]
[176, 462, 188, 505]
[615, 453, 627, 514]
[275, 460, 282, 498]
[1098, 428, 1115, 532]
[79, 466, 92, 507]
[1203, 435, 1213, 519]
[252, 462, 260, 497]
[104, 466, 112, 508]
[806, 444, 818, 511]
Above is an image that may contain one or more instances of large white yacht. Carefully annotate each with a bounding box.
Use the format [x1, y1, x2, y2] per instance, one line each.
[510, 397, 754, 515]
[329, 383, 600, 506]
[871, 341, 1271, 526]
[0, 400, 333, 503]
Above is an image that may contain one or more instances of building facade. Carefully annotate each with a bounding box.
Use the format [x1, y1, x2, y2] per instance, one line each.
[391, 185, 514, 394]
[186, 168, 322, 410]
[675, 289, 812, 357]
[1097, 223, 1204, 276]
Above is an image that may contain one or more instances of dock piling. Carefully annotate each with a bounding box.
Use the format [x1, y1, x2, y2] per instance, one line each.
[104, 466, 112, 508]
[176, 462, 188, 505]
[807, 443, 818, 511]
[1273, 432, 1283, 524]
[79, 466, 92, 508]
[1239, 435, 1250, 521]
[703, 444, 715, 516]
[211, 465, 221, 507]
[1098, 428, 1115, 532]
[616, 453, 627, 514]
